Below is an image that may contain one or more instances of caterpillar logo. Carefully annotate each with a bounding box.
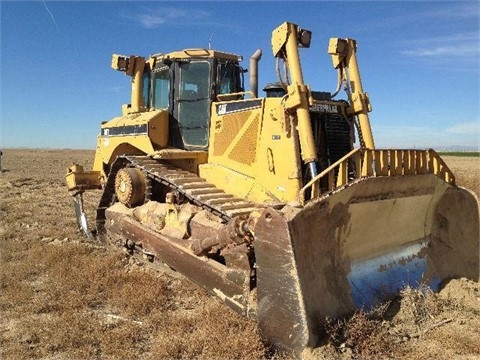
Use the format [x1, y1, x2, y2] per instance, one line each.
[310, 103, 339, 113]
[218, 104, 227, 115]
[216, 99, 262, 115]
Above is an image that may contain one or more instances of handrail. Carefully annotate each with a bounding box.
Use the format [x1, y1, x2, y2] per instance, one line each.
[216, 91, 256, 101]
[298, 148, 455, 204]
[299, 148, 361, 201]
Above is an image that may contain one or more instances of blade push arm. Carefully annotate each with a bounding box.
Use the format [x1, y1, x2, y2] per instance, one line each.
[271, 22, 318, 178]
[328, 38, 374, 149]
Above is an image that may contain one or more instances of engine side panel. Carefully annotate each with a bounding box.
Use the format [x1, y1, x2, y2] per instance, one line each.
[202, 98, 303, 204]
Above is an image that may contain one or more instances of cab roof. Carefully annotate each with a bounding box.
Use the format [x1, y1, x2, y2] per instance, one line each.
[151, 48, 242, 62]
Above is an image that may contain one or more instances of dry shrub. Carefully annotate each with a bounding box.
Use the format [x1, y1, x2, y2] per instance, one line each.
[320, 281, 480, 359]
[142, 273, 268, 359]
[393, 285, 443, 329]
[1, 234, 267, 359]
[319, 285, 445, 358]
[322, 309, 396, 359]
[108, 269, 172, 317]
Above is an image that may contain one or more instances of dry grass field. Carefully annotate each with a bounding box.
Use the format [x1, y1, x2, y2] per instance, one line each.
[1, 149, 479, 359]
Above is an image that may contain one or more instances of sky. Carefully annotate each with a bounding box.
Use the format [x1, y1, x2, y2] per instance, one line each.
[1, 1, 479, 150]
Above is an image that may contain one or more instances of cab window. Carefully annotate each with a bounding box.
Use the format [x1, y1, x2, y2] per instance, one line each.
[142, 72, 150, 108]
[152, 67, 170, 109]
[217, 61, 243, 94]
[218, 61, 239, 94]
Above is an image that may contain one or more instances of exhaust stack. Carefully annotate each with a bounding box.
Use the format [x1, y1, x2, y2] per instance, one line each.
[249, 49, 262, 98]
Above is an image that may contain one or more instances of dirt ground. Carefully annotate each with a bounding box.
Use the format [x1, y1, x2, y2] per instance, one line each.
[0, 149, 479, 359]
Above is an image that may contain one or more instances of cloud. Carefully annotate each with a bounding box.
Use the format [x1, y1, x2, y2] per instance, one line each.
[362, 3, 479, 64]
[426, 3, 479, 20]
[403, 3, 479, 26]
[401, 32, 479, 59]
[128, 7, 210, 29]
[446, 122, 479, 135]
[361, 2, 479, 32]
[402, 45, 478, 58]
[135, 8, 185, 29]
[136, 14, 167, 29]
[108, 86, 125, 93]
[42, 0, 58, 28]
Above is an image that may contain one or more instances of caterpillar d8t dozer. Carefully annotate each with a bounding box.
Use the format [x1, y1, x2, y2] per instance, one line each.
[66, 22, 479, 353]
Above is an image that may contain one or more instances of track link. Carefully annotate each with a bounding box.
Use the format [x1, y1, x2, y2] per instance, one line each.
[96, 155, 259, 231]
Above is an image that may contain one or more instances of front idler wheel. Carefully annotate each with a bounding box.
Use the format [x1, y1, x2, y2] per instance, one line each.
[114, 167, 146, 207]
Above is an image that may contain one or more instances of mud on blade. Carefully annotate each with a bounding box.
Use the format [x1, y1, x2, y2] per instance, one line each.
[253, 174, 479, 351]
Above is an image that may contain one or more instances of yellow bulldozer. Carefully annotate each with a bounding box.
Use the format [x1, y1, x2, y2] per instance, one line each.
[66, 22, 479, 352]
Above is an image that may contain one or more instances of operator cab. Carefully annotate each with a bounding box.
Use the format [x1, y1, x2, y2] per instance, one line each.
[148, 50, 245, 151]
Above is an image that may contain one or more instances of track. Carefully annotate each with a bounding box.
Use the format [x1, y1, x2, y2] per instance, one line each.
[96, 155, 259, 231]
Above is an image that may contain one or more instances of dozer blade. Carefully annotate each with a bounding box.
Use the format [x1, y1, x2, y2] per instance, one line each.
[253, 174, 479, 352]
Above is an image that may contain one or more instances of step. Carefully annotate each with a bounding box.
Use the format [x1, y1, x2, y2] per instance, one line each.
[225, 207, 260, 217]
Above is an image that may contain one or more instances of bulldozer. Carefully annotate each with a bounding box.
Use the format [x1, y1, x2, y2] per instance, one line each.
[66, 22, 479, 353]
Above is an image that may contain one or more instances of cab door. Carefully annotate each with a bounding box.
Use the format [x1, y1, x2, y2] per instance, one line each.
[173, 60, 211, 150]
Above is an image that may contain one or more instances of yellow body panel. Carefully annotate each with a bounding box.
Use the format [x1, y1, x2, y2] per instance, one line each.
[92, 110, 169, 179]
[100, 109, 169, 148]
[200, 98, 302, 204]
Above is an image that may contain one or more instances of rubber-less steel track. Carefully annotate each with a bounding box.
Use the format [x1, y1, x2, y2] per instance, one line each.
[96, 155, 259, 231]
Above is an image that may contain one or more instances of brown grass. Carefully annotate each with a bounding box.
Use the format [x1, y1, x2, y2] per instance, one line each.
[0, 149, 266, 359]
[1, 149, 479, 360]
[443, 155, 480, 198]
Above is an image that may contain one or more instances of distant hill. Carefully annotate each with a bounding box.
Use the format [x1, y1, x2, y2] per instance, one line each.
[433, 145, 479, 152]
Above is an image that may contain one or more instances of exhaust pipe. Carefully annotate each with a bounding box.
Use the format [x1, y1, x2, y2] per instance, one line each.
[249, 49, 262, 97]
